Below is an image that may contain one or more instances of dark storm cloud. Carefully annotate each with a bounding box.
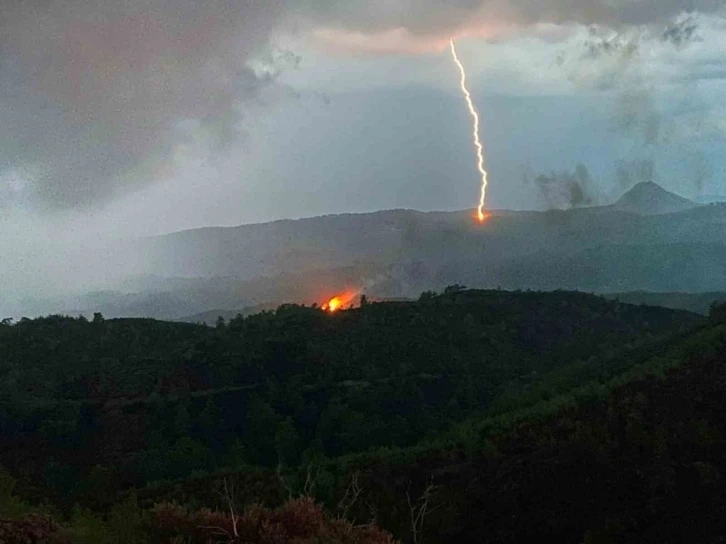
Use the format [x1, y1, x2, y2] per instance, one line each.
[297, 0, 724, 35]
[507, 0, 723, 26]
[0, 0, 285, 210]
[662, 15, 701, 45]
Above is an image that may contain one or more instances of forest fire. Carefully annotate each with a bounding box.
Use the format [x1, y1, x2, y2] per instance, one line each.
[324, 296, 344, 312]
[322, 291, 360, 313]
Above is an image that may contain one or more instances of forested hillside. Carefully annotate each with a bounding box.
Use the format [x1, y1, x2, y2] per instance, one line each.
[337, 308, 726, 543]
[2, 290, 722, 543]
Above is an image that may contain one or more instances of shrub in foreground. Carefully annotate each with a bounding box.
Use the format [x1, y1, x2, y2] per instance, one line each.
[151, 496, 397, 544]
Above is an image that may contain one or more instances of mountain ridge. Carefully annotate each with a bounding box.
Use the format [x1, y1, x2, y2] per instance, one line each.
[8, 183, 725, 320]
[147, 182, 696, 241]
[611, 181, 700, 215]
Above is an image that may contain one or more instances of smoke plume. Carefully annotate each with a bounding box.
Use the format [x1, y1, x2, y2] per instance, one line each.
[616, 159, 656, 190]
[531, 163, 599, 209]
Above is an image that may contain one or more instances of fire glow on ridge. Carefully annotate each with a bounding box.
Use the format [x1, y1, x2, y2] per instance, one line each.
[450, 39, 489, 223]
[322, 290, 359, 313]
[325, 296, 343, 312]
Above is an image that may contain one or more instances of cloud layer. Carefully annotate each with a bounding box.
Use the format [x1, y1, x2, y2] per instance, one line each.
[299, 0, 724, 46]
[1, 0, 723, 210]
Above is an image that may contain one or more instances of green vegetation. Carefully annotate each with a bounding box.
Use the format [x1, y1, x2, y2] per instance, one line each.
[3, 290, 725, 543]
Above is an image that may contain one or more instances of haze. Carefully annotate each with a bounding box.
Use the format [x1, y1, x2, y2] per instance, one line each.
[2, 0, 726, 317]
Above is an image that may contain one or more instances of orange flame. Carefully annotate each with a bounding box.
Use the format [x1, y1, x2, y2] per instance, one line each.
[476, 211, 491, 224]
[324, 296, 344, 312]
[322, 291, 360, 313]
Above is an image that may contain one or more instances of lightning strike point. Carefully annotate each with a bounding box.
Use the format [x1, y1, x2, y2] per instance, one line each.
[450, 39, 489, 223]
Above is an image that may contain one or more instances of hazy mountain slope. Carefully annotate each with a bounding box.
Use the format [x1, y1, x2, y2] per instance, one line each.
[488, 243, 726, 292]
[122, 198, 726, 265]
[134, 209, 451, 280]
[6, 261, 392, 320]
[132, 187, 721, 286]
[10, 185, 726, 320]
[65, 234, 726, 320]
[696, 194, 726, 204]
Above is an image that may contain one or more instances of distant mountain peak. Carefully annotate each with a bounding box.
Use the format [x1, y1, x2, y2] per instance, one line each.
[613, 181, 699, 215]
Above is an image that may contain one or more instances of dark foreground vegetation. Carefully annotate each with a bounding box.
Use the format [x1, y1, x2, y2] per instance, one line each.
[2, 289, 725, 543]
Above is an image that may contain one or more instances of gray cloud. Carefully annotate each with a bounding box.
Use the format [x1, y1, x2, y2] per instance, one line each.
[0, 0, 285, 210]
[562, 19, 702, 194]
[504, 0, 723, 27]
[296, 0, 724, 35]
[662, 15, 701, 45]
[615, 89, 662, 145]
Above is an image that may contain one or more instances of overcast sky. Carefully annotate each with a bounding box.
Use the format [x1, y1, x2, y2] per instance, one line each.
[1, 0, 726, 297]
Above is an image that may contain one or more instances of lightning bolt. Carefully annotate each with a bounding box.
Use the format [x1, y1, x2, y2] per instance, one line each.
[450, 39, 488, 222]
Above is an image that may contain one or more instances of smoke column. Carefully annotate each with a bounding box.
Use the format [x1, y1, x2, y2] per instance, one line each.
[450, 39, 488, 222]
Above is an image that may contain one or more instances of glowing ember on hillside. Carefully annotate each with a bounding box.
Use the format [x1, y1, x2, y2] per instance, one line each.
[476, 211, 492, 224]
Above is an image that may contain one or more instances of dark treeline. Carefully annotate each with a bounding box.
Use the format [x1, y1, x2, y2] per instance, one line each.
[1, 290, 723, 543]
